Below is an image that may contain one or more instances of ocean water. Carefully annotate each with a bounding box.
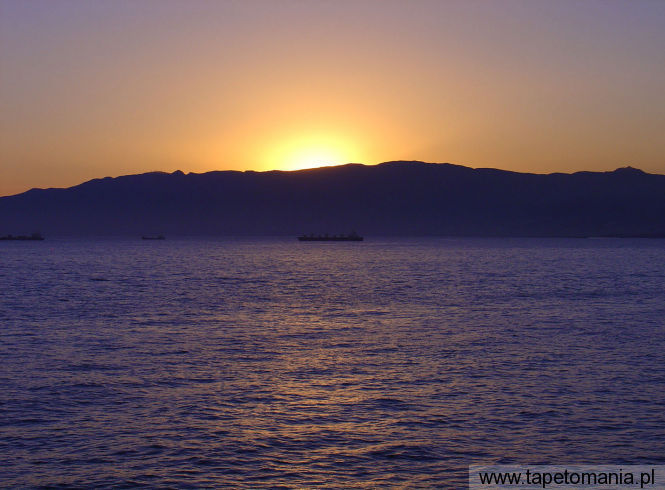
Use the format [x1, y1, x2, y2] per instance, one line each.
[1, 237, 664, 488]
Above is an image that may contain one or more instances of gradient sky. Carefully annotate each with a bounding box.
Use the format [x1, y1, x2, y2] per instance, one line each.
[1, 0, 664, 196]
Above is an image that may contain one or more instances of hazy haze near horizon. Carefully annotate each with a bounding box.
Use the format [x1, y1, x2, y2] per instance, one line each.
[1, 0, 664, 196]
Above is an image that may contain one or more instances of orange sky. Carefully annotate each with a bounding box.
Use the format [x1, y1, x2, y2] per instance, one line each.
[1, 0, 664, 196]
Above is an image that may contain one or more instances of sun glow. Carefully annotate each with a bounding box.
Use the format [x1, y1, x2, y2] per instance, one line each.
[264, 132, 361, 171]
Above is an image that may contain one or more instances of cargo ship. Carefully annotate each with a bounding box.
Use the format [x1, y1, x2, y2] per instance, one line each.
[298, 232, 363, 242]
[0, 232, 45, 241]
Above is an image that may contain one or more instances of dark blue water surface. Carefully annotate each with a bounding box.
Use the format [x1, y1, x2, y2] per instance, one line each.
[1, 238, 664, 488]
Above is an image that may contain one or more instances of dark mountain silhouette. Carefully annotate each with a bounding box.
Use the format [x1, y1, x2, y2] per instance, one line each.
[1, 161, 664, 237]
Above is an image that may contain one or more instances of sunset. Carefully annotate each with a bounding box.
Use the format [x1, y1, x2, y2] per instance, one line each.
[261, 129, 365, 171]
[2, 0, 665, 196]
[2, 1, 665, 488]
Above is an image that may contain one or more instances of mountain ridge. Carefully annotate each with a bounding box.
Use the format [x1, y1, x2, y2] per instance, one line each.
[2, 161, 664, 237]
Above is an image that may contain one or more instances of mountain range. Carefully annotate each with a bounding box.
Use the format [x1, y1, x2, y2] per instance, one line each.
[1, 161, 664, 237]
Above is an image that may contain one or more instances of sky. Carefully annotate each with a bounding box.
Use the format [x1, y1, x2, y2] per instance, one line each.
[1, 0, 664, 197]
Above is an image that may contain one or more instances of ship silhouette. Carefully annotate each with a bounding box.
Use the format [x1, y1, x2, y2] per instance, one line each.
[298, 231, 363, 242]
[0, 232, 44, 241]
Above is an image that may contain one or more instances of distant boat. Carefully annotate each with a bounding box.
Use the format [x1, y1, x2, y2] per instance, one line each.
[298, 232, 363, 242]
[0, 232, 44, 241]
[141, 235, 165, 240]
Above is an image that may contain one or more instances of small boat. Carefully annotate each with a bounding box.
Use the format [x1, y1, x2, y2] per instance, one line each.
[0, 232, 44, 241]
[298, 231, 363, 242]
[141, 235, 165, 240]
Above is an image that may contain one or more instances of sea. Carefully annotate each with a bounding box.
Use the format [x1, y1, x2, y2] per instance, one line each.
[1, 237, 664, 488]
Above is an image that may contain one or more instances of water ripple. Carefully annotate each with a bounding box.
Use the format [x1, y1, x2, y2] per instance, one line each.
[1, 237, 664, 487]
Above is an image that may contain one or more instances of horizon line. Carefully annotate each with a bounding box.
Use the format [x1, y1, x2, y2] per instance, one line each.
[1, 160, 655, 199]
